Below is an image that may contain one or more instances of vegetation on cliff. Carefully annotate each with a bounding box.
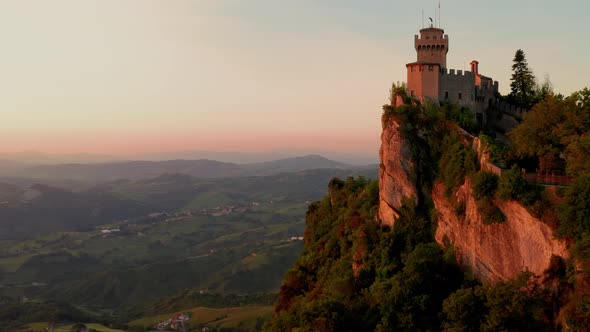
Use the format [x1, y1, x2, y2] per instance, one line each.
[266, 176, 558, 331]
[269, 81, 590, 330]
[504, 88, 590, 247]
[508, 89, 590, 176]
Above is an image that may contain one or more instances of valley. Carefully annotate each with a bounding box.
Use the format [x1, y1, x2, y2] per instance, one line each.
[0, 164, 376, 329]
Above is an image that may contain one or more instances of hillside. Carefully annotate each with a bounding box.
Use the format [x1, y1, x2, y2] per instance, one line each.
[267, 90, 590, 331]
[266, 177, 553, 331]
[0, 167, 376, 239]
[0, 167, 377, 328]
[128, 305, 272, 331]
[5, 155, 357, 182]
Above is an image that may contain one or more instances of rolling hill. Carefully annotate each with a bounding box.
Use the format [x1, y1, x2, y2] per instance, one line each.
[13, 155, 357, 182]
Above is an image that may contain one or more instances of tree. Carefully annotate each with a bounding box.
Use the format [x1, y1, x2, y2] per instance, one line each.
[508, 89, 590, 175]
[509, 49, 537, 108]
[535, 74, 554, 102]
[482, 273, 546, 332]
[497, 165, 527, 201]
[565, 135, 590, 176]
[471, 171, 499, 200]
[507, 95, 564, 175]
[441, 287, 486, 332]
[557, 175, 590, 240]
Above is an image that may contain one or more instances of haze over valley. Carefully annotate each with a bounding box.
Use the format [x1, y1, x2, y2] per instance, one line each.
[1, 0, 590, 331]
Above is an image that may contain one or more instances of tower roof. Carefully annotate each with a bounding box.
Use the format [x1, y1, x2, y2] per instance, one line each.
[419, 26, 444, 34]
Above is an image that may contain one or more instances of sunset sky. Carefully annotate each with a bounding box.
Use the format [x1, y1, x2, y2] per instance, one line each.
[1, 0, 588, 157]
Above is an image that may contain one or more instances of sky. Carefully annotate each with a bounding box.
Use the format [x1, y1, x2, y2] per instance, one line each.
[0, 0, 588, 157]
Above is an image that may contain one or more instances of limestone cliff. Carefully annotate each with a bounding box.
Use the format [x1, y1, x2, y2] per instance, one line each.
[378, 117, 419, 226]
[432, 181, 568, 281]
[378, 116, 569, 281]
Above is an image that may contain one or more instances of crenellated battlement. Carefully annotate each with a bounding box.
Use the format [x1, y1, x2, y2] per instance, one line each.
[404, 24, 507, 122]
[414, 34, 449, 43]
[495, 101, 526, 115]
[414, 26, 449, 68]
[441, 68, 475, 78]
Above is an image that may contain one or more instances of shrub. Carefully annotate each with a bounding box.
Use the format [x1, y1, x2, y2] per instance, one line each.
[558, 175, 590, 240]
[441, 287, 486, 331]
[476, 197, 506, 225]
[440, 102, 480, 135]
[497, 165, 527, 201]
[471, 171, 499, 200]
[479, 134, 512, 167]
[439, 137, 475, 197]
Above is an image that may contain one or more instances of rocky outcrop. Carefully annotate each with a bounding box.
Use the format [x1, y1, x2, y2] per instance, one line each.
[378, 115, 569, 281]
[433, 181, 568, 281]
[378, 117, 419, 226]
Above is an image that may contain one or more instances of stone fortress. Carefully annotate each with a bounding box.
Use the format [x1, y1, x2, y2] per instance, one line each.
[380, 24, 568, 282]
[398, 23, 524, 127]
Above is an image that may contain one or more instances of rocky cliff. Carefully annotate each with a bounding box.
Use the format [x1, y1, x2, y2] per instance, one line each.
[379, 116, 569, 281]
[378, 117, 419, 226]
[432, 181, 568, 281]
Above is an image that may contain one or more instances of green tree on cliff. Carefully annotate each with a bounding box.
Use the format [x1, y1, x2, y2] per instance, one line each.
[509, 49, 537, 108]
[508, 89, 590, 175]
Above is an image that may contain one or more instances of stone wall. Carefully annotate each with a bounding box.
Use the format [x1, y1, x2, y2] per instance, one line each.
[438, 69, 476, 109]
[407, 63, 440, 101]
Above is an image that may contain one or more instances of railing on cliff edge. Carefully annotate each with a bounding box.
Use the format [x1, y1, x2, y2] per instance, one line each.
[483, 162, 573, 186]
[524, 174, 574, 186]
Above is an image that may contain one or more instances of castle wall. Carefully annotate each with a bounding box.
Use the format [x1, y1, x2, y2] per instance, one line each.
[403, 26, 523, 131]
[474, 76, 497, 109]
[489, 101, 527, 133]
[407, 64, 440, 102]
[439, 69, 476, 109]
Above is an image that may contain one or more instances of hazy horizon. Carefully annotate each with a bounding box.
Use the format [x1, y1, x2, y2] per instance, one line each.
[1, 0, 588, 156]
[0, 148, 379, 165]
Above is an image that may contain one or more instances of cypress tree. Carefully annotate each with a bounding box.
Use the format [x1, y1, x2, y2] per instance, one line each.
[509, 49, 536, 108]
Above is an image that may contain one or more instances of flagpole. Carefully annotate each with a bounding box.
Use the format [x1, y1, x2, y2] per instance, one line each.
[439, 1, 441, 28]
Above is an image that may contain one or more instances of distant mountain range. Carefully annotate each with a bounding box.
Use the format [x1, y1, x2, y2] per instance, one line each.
[0, 150, 379, 166]
[2, 155, 371, 182]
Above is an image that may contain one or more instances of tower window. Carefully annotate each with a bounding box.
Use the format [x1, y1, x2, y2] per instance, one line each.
[411, 90, 415, 97]
[444, 91, 449, 99]
[458, 92, 463, 100]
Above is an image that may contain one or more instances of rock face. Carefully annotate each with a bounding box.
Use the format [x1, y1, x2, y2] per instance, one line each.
[378, 116, 569, 281]
[432, 182, 569, 281]
[378, 117, 419, 226]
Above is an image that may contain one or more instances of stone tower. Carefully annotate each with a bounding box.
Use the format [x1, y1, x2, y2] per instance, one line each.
[405, 24, 448, 102]
[415, 25, 449, 68]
